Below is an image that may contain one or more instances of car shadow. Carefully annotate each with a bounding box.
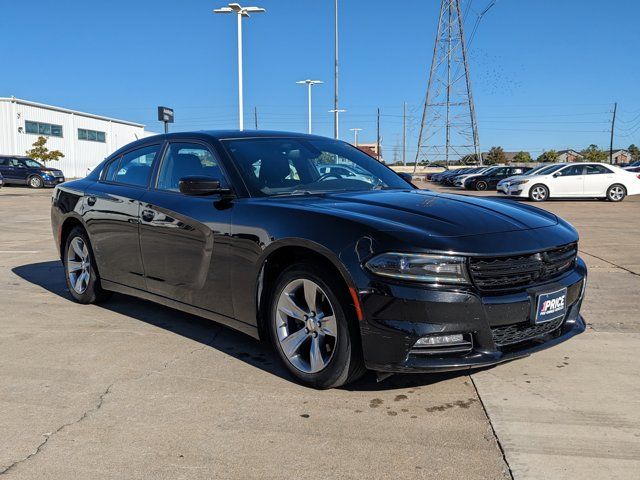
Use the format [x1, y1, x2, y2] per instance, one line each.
[13, 260, 477, 391]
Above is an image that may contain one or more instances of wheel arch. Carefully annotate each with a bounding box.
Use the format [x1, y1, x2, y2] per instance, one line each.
[255, 240, 360, 341]
[59, 216, 86, 260]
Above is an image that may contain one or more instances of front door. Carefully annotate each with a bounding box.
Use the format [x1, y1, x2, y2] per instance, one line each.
[0, 158, 27, 184]
[138, 141, 234, 318]
[84, 144, 161, 290]
[551, 164, 585, 196]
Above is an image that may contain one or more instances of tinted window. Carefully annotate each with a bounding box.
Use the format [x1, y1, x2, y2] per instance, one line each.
[110, 145, 160, 187]
[0, 158, 9, 166]
[557, 165, 584, 176]
[103, 157, 121, 182]
[223, 138, 410, 197]
[157, 143, 227, 192]
[585, 164, 612, 175]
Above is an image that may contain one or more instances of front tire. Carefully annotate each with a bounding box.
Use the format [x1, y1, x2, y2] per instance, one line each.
[28, 175, 44, 188]
[606, 184, 626, 202]
[63, 226, 111, 304]
[529, 184, 549, 202]
[269, 263, 365, 389]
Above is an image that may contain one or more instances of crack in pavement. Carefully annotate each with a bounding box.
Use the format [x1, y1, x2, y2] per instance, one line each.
[0, 384, 113, 477]
[579, 249, 639, 277]
[470, 375, 514, 480]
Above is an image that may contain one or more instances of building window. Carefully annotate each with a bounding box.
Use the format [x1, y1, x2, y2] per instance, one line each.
[25, 121, 63, 137]
[78, 128, 106, 143]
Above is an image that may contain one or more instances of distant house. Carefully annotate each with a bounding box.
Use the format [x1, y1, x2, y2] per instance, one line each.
[610, 149, 631, 165]
[356, 143, 382, 162]
[556, 150, 584, 162]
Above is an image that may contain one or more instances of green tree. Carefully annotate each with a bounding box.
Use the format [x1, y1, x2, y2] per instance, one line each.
[485, 146, 506, 165]
[537, 150, 559, 163]
[580, 144, 607, 163]
[26, 136, 65, 165]
[513, 151, 532, 163]
[628, 144, 640, 161]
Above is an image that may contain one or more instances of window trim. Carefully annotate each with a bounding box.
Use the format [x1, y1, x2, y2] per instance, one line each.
[98, 143, 163, 189]
[152, 139, 231, 195]
[585, 164, 613, 175]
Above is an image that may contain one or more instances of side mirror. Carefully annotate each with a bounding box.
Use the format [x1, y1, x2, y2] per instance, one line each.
[397, 172, 414, 184]
[179, 176, 232, 196]
[553, 173, 560, 178]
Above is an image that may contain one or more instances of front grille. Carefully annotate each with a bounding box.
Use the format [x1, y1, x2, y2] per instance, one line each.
[469, 243, 577, 291]
[492, 317, 564, 347]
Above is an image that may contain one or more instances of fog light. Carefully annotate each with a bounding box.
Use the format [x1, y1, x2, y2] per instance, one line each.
[415, 334, 464, 346]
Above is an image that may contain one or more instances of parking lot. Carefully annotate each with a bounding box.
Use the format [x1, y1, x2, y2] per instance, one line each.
[1, 184, 639, 479]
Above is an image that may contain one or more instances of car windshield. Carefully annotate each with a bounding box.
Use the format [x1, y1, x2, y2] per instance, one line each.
[222, 138, 412, 197]
[23, 159, 44, 168]
[536, 164, 564, 175]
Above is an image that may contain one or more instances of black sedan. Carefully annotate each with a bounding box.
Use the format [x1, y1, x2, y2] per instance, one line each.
[51, 131, 586, 388]
[464, 165, 531, 191]
[0, 155, 65, 188]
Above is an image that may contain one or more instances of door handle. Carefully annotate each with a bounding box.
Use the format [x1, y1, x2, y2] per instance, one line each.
[87, 196, 96, 206]
[141, 209, 156, 222]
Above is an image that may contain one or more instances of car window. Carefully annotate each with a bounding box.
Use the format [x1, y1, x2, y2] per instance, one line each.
[109, 145, 160, 187]
[511, 168, 524, 175]
[491, 168, 506, 176]
[557, 165, 584, 176]
[585, 164, 613, 175]
[0, 159, 8, 166]
[157, 143, 227, 192]
[23, 159, 43, 168]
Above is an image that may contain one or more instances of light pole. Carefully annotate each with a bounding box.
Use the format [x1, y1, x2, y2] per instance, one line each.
[333, 0, 339, 139]
[349, 128, 362, 146]
[296, 79, 323, 134]
[328, 109, 346, 139]
[214, 3, 265, 131]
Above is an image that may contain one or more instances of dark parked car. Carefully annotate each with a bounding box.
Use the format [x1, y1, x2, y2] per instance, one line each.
[465, 166, 531, 191]
[0, 155, 65, 188]
[51, 131, 586, 388]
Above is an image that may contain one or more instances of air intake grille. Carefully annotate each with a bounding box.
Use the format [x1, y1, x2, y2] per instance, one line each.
[491, 317, 564, 347]
[469, 243, 577, 291]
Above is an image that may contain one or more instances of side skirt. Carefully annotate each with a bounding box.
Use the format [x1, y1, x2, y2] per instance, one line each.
[101, 279, 260, 339]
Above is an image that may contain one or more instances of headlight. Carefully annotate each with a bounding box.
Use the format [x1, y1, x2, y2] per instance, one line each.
[510, 179, 529, 186]
[365, 253, 470, 284]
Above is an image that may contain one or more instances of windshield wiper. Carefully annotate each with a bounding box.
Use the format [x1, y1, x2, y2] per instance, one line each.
[269, 190, 326, 197]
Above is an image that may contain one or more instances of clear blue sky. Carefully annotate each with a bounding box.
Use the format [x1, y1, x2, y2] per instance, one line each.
[2, 0, 639, 160]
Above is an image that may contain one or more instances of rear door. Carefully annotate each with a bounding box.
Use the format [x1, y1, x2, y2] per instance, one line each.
[84, 144, 162, 290]
[583, 164, 615, 195]
[138, 141, 234, 317]
[550, 164, 585, 196]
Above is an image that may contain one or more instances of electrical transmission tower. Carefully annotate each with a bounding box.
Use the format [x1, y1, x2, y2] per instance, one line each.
[415, 0, 481, 167]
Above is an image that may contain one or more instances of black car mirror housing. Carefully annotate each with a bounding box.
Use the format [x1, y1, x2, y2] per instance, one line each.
[178, 176, 233, 197]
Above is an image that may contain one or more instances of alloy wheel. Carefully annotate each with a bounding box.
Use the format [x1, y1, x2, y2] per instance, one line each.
[275, 279, 338, 374]
[531, 186, 547, 201]
[608, 185, 625, 201]
[29, 176, 43, 188]
[476, 181, 487, 191]
[66, 237, 91, 294]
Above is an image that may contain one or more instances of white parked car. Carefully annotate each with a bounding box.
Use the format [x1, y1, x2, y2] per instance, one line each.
[496, 163, 554, 193]
[500, 162, 640, 202]
[452, 167, 493, 188]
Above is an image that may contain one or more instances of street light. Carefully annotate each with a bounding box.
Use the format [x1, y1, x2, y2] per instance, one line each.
[214, 3, 265, 131]
[349, 128, 362, 146]
[296, 79, 323, 134]
[328, 109, 346, 139]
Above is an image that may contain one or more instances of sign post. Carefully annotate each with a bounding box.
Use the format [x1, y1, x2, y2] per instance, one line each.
[157, 106, 174, 134]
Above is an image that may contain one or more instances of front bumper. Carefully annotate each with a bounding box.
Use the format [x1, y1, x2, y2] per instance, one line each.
[358, 257, 587, 373]
[43, 175, 65, 187]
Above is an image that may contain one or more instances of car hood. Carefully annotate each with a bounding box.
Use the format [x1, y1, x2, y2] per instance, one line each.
[281, 189, 559, 238]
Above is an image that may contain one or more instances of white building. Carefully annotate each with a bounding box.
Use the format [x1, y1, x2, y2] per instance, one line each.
[0, 97, 155, 178]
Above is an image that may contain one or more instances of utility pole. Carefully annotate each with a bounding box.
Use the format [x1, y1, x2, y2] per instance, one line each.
[297, 79, 323, 134]
[214, 3, 266, 131]
[402, 102, 407, 166]
[333, 0, 339, 139]
[254, 106, 258, 130]
[350, 128, 362, 146]
[328, 109, 346, 139]
[376, 107, 381, 162]
[609, 102, 617, 165]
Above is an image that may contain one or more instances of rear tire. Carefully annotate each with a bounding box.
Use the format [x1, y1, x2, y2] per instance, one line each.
[28, 175, 43, 188]
[529, 184, 549, 202]
[475, 181, 488, 191]
[63, 226, 111, 304]
[606, 184, 626, 202]
[269, 263, 366, 389]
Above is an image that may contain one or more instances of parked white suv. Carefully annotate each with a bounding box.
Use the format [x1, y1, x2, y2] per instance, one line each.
[501, 162, 640, 202]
